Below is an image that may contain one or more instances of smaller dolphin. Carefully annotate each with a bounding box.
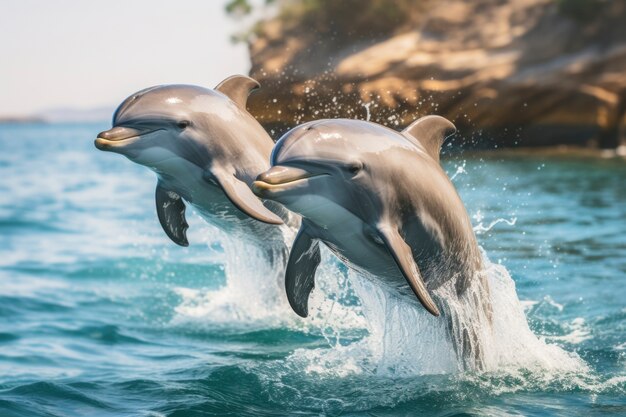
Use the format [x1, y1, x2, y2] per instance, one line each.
[95, 75, 289, 247]
[253, 116, 490, 367]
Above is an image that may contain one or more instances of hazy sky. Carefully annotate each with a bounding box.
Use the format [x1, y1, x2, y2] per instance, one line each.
[0, 0, 251, 115]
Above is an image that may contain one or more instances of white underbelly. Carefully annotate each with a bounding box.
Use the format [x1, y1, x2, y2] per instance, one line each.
[146, 152, 280, 242]
[292, 195, 414, 300]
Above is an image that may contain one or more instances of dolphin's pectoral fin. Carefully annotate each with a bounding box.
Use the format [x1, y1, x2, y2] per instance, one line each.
[205, 169, 283, 225]
[285, 221, 321, 317]
[402, 115, 456, 163]
[214, 75, 260, 109]
[155, 184, 189, 247]
[377, 223, 440, 316]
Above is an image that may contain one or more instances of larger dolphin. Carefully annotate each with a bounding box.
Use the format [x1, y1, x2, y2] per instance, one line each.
[252, 116, 491, 367]
[95, 75, 293, 247]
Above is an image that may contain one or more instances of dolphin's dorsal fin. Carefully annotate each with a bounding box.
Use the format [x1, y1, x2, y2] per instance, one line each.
[215, 75, 260, 108]
[402, 115, 456, 162]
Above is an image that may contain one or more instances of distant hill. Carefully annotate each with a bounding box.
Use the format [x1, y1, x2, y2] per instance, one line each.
[0, 116, 46, 124]
[36, 106, 114, 123]
[0, 106, 115, 125]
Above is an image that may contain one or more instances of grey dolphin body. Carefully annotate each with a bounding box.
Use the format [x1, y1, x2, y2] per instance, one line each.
[253, 116, 491, 368]
[95, 75, 292, 247]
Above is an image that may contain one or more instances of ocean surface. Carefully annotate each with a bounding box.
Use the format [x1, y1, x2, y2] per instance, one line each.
[0, 122, 624, 416]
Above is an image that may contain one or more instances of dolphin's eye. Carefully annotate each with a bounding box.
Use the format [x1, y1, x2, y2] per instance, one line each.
[177, 120, 190, 129]
[348, 162, 363, 175]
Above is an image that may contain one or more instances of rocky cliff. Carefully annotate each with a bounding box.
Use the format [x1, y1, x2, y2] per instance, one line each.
[244, 0, 626, 149]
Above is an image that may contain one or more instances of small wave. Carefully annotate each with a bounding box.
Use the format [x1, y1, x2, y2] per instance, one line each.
[0, 333, 19, 343]
[59, 324, 149, 345]
[546, 317, 592, 345]
[3, 381, 115, 415]
[459, 368, 626, 396]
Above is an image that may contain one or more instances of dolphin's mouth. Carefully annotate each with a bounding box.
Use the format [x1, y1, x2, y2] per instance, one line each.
[94, 127, 162, 150]
[252, 165, 328, 197]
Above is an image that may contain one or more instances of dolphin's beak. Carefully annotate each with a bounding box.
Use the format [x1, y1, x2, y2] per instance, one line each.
[252, 165, 321, 198]
[94, 126, 151, 151]
[256, 166, 312, 185]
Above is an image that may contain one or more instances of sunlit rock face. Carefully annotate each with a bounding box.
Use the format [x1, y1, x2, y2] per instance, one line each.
[245, 0, 626, 149]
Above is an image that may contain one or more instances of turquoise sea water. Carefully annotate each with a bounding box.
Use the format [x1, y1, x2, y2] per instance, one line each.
[0, 123, 624, 416]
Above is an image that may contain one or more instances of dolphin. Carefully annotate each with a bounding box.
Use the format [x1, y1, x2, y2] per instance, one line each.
[95, 75, 292, 247]
[252, 116, 491, 367]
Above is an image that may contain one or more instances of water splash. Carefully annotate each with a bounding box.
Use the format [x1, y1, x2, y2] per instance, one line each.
[283, 250, 584, 378]
[170, 225, 295, 328]
[168, 217, 582, 377]
[362, 102, 372, 122]
[449, 161, 467, 181]
[169, 215, 584, 376]
[170, 225, 365, 333]
[472, 210, 518, 234]
[243, 251, 596, 414]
